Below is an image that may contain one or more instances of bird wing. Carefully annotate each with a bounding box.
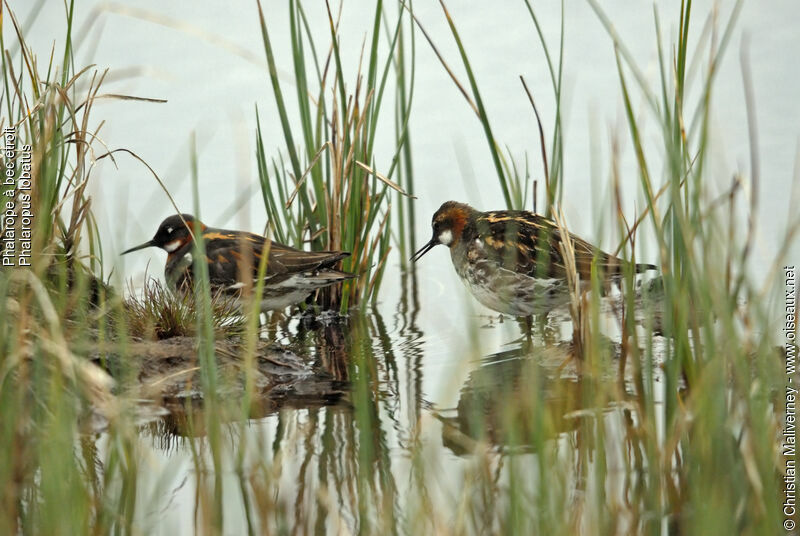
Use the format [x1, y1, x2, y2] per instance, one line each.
[202, 230, 350, 288]
[473, 211, 623, 280]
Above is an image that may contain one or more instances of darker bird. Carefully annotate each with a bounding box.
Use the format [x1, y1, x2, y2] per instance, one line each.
[122, 214, 353, 311]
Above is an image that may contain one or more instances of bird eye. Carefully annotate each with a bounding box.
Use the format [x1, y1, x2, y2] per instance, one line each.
[166, 226, 174, 234]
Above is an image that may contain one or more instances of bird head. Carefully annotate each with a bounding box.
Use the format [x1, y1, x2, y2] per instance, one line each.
[121, 214, 204, 255]
[411, 201, 475, 262]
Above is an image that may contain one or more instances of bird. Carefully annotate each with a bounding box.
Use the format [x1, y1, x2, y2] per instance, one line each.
[122, 214, 353, 311]
[411, 201, 657, 317]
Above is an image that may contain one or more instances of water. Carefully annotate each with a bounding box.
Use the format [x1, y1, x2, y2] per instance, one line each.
[112, 299, 654, 534]
[8, 1, 798, 532]
[82, 275, 669, 534]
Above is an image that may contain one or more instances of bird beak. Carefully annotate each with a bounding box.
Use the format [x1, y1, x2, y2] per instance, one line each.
[411, 237, 438, 263]
[121, 240, 156, 255]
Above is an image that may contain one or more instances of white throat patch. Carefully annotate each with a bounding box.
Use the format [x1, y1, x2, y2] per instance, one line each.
[438, 229, 453, 246]
[164, 239, 182, 253]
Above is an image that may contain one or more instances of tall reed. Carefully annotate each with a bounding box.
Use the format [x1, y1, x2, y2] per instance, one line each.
[1, 1, 796, 534]
[590, 1, 790, 532]
[0, 2, 138, 533]
[413, 0, 565, 213]
[255, 0, 416, 311]
[420, 0, 795, 532]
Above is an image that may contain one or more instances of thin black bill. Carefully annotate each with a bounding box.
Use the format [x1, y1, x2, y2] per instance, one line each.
[410, 238, 437, 263]
[121, 240, 155, 255]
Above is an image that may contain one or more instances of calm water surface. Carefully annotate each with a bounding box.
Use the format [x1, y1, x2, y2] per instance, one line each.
[107, 277, 665, 534]
[10, 0, 796, 532]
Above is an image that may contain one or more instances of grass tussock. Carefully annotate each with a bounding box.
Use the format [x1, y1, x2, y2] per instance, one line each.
[123, 278, 245, 340]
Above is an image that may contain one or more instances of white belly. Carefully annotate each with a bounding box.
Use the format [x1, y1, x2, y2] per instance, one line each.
[464, 274, 570, 316]
[454, 255, 571, 316]
[260, 289, 312, 311]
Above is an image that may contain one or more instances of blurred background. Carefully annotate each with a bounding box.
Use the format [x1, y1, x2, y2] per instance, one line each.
[4, 2, 799, 531]
[11, 0, 799, 290]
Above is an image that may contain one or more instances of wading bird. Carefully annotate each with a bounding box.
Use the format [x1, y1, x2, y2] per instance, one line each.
[412, 201, 657, 316]
[123, 214, 353, 311]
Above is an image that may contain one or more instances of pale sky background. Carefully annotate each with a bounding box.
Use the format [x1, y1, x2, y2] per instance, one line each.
[6, 3, 799, 530]
[6, 0, 799, 325]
